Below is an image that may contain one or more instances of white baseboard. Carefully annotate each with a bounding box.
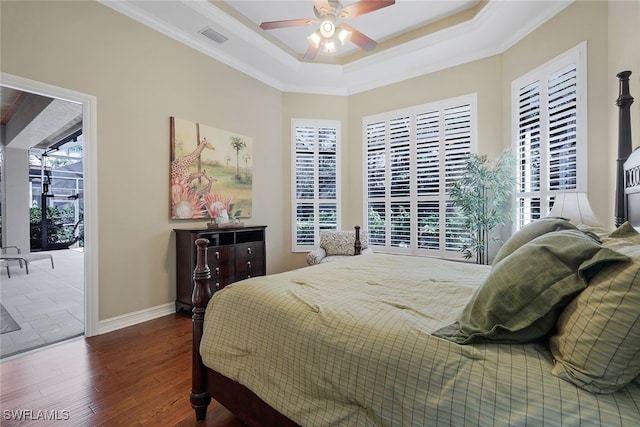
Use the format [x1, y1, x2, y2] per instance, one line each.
[98, 302, 175, 335]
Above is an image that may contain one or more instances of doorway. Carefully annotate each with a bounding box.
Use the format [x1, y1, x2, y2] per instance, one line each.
[0, 73, 98, 358]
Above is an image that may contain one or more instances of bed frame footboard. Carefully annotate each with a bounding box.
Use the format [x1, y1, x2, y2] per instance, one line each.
[190, 238, 212, 420]
[189, 237, 300, 425]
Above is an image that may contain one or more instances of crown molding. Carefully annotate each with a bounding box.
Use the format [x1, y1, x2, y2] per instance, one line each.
[98, 0, 574, 96]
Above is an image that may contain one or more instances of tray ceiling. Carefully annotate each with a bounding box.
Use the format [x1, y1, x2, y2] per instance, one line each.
[99, 0, 573, 95]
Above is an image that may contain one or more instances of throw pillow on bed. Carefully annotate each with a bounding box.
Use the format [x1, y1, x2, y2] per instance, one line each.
[607, 220, 638, 238]
[492, 217, 577, 265]
[433, 229, 629, 345]
[550, 222, 640, 394]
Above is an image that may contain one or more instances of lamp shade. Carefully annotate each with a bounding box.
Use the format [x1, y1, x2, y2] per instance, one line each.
[547, 192, 601, 226]
[336, 26, 351, 45]
[323, 38, 336, 53]
[307, 31, 322, 49]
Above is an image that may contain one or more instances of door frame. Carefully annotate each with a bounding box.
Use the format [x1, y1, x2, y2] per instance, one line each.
[1, 72, 99, 337]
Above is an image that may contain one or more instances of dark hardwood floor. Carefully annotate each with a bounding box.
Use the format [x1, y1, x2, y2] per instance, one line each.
[0, 314, 244, 426]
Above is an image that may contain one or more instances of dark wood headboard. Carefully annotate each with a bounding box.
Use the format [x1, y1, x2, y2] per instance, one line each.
[624, 148, 640, 229]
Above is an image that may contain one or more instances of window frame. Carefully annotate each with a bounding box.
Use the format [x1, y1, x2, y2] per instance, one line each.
[511, 42, 588, 230]
[362, 94, 478, 258]
[291, 118, 341, 252]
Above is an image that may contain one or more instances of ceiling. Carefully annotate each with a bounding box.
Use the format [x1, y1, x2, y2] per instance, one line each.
[0, 86, 83, 151]
[99, 0, 573, 95]
[1, 0, 573, 151]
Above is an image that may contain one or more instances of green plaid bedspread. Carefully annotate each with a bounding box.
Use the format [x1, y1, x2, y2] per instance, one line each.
[200, 254, 640, 426]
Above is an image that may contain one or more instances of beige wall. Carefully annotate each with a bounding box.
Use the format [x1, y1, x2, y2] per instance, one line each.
[1, 1, 284, 320]
[2, 0, 638, 322]
[281, 94, 349, 271]
[348, 0, 638, 235]
[502, 0, 639, 229]
[503, 0, 611, 228]
[608, 0, 640, 151]
[348, 56, 504, 230]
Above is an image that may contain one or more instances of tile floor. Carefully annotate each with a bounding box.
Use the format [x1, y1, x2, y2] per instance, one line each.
[0, 248, 84, 359]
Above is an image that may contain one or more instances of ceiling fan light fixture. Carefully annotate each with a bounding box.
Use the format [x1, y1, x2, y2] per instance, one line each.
[307, 31, 322, 49]
[323, 37, 336, 54]
[260, 0, 396, 61]
[336, 26, 351, 45]
[319, 19, 335, 38]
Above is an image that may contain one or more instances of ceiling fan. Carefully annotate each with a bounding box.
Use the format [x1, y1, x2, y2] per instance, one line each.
[259, 0, 396, 61]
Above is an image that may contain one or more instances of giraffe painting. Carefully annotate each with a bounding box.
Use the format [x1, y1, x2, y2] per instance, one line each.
[170, 117, 253, 220]
[170, 137, 216, 194]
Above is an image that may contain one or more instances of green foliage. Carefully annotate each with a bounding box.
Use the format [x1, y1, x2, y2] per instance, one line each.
[29, 206, 83, 250]
[296, 209, 337, 239]
[449, 151, 515, 264]
[390, 205, 410, 247]
[367, 207, 385, 245]
[367, 206, 413, 247]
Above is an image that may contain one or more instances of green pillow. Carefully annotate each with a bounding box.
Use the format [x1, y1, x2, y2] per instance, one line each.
[550, 227, 640, 393]
[493, 218, 577, 265]
[608, 221, 638, 238]
[433, 230, 628, 344]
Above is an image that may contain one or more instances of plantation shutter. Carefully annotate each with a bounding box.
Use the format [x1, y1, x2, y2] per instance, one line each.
[389, 116, 411, 248]
[292, 119, 340, 251]
[416, 110, 440, 250]
[548, 66, 578, 192]
[444, 105, 473, 252]
[513, 43, 585, 229]
[364, 94, 476, 258]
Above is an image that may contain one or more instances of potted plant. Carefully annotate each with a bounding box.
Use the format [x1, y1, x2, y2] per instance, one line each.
[449, 150, 515, 264]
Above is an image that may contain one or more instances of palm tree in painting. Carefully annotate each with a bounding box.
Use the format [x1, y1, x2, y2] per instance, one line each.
[230, 136, 246, 178]
[243, 153, 251, 175]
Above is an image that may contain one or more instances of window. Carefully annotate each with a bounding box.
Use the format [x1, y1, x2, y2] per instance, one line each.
[292, 119, 340, 251]
[512, 42, 587, 229]
[364, 94, 477, 258]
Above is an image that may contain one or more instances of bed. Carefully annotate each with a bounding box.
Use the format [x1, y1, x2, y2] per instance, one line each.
[190, 71, 639, 426]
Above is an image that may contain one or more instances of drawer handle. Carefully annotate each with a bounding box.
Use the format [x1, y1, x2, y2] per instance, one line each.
[247, 247, 252, 255]
[215, 251, 220, 259]
[215, 267, 220, 275]
[215, 282, 220, 290]
[247, 261, 251, 268]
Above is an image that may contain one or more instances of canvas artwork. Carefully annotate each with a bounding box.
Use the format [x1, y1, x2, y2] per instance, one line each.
[170, 117, 253, 220]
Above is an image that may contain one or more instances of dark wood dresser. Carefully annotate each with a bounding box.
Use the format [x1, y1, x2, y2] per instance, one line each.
[174, 225, 267, 314]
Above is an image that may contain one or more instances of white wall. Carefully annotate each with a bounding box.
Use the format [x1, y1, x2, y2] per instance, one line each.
[2, 148, 30, 251]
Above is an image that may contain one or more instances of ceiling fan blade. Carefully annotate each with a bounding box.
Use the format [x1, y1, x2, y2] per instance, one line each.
[341, 24, 377, 51]
[313, 0, 333, 16]
[303, 45, 320, 61]
[338, 0, 395, 19]
[260, 18, 316, 30]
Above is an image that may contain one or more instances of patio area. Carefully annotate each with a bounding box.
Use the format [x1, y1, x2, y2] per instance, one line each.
[0, 248, 84, 359]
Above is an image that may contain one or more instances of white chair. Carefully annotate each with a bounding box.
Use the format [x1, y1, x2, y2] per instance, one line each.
[0, 246, 55, 277]
[306, 227, 373, 265]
